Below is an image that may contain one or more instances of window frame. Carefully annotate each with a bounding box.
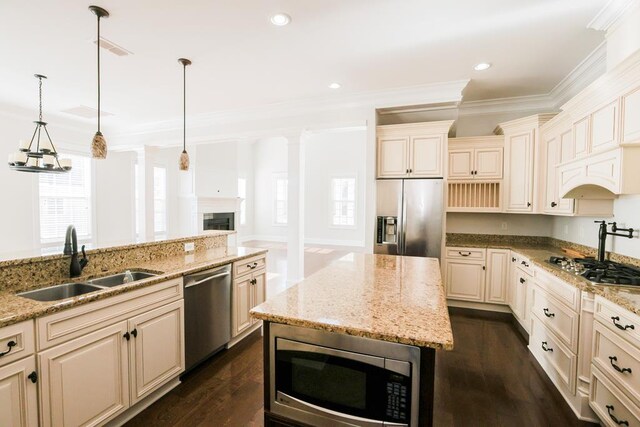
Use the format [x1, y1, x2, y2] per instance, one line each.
[328, 174, 358, 230]
[272, 172, 288, 226]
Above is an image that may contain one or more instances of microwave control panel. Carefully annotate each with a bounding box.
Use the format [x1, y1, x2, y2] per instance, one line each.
[385, 379, 408, 422]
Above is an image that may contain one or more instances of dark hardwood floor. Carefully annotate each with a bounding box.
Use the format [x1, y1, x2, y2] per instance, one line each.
[126, 312, 598, 427]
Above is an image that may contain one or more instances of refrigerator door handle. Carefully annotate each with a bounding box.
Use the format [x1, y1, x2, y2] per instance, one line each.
[401, 184, 407, 255]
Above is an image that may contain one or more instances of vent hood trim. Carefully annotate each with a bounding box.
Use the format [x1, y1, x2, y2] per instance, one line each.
[560, 183, 617, 200]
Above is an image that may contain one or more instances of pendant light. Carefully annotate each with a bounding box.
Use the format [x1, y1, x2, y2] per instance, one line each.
[178, 58, 192, 171]
[7, 74, 72, 174]
[89, 5, 109, 159]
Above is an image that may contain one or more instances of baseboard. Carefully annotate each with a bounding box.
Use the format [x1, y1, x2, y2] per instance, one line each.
[448, 305, 513, 322]
[105, 378, 181, 427]
[447, 299, 512, 314]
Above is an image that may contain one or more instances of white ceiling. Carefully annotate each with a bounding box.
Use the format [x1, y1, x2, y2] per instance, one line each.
[0, 0, 606, 131]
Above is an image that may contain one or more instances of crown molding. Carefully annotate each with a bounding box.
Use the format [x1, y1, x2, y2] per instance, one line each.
[458, 94, 554, 116]
[588, 0, 639, 31]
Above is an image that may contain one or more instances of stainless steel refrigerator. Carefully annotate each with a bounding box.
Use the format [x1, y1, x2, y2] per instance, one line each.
[374, 179, 443, 258]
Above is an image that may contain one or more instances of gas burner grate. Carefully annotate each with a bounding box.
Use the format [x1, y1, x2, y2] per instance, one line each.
[548, 256, 640, 286]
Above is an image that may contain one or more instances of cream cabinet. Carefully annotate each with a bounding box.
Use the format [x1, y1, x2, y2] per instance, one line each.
[543, 127, 574, 215]
[622, 86, 640, 144]
[572, 100, 620, 158]
[448, 136, 504, 180]
[376, 121, 454, 179]
[37, 279, 185, 426]
[233, 255, 267, 337]
[445, 247, 509, 305]
[0, 356, 38, 427]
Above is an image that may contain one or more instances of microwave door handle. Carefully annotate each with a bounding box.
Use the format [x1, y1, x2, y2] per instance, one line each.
[277, 339, 385, 368]
[276, 391, 386, 427]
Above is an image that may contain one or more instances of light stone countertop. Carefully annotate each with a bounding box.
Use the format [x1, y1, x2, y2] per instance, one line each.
[0, 246, 267, 329]
[447, 238, 640, 316]
[250, 253, 453, 350]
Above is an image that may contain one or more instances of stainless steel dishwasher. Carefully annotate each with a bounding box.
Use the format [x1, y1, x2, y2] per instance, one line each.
[183, 264, 232, 372]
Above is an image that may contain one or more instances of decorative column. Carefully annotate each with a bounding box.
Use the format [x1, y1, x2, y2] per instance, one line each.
[286, 131, 306, 285]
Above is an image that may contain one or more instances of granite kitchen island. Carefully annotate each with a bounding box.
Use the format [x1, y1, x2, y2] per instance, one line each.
[251, 253, 453, 427]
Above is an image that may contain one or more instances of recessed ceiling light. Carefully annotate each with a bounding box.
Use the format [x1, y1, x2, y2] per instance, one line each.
[474, 62, 492, 71]
[270, 13, 291, 26]
[328, 83, 341, 89]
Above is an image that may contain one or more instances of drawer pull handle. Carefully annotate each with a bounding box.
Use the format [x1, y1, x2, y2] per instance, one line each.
[520, 278, 526, 284]
[0, 340, 16, 357]
[609, 356, 632, 374]
[606, 405, 629, 426]
[521, 261, 529, 267]
[541, 341, 553, 352]
[247, 262, 259, 269]
[543, 308, 555, 318]
[458, 251, 472, 257]
[611, 316, 635, 331]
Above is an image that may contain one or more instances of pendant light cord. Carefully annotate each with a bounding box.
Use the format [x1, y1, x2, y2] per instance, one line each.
[97, 13, 101, 133]
[183, 62, 186, 152]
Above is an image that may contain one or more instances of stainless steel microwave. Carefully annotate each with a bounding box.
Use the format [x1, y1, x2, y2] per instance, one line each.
[269, 323, 420, 426]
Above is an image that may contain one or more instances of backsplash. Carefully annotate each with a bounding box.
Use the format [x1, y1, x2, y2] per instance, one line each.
[0, 232, 231, 293]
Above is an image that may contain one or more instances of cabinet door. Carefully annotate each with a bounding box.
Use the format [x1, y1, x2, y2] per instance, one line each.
[410, 135, 442, 177]
[129, 300, 184, 404]
[543, 136, 559, 214]
[232, 275, 253, 337]
[573, 116, 590, 158]
[0, 356, 38, 427]
[475, 148, 503, 179]
[507, 254, 518, 309]
[445, 259, 485, 302]
[591, 100, 618, 152]
[622, 86, 640, 144]
[39, 321, 129, 427]
[557, 130, 575, 214]
[513, 272, 528, 325]
[485, 249, 509, 304]
[448, 149, 473, 180]
[252, 271, 267, 321]
[377, 137, 408, 178]
[506, 131, 534, 212]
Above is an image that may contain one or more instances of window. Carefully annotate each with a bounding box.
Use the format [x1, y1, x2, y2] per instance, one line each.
[331, 176, 356, 227]
[153, 166, 167, 240]
[274, 174, 288, 225]
[39, 154, 92, 252]
[238, 178, 247, 225]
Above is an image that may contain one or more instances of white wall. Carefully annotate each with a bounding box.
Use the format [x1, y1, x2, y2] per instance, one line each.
[605, 3, 640, 71]
[455, 109, 553, 136]
[447, 213, 553, 236]
[304, 130, 367, 247]
[236, 141, 255, 239]
[252, 137, 288, 240]
[195, 142, 239, 198]
[552, 196, 640, 258]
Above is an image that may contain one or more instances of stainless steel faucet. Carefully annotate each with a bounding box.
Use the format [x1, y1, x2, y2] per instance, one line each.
[594, 221, 634, 262]
[63, 225, 88, 277]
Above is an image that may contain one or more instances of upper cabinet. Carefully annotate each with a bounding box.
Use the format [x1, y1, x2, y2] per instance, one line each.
[448, 136, 504, 180]
[622, 86, 640, 144]
[376, 121, 454, 179]
[495, 114, 555, 214]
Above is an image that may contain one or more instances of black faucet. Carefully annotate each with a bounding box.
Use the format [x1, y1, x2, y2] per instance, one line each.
[63, 225, 89, 277]
[594, 220, 634, 262]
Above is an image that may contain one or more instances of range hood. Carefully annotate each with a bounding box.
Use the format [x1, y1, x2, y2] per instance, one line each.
[558, 147, 640, 199]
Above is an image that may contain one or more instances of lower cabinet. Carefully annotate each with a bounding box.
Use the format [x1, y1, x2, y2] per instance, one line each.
[0, 355, 38, 427]
[445, 247, 509, 305]
[38, 298, 185, 427]
[233, 256, 267, 337]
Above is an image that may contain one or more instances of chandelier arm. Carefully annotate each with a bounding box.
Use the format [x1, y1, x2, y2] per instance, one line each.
[36, 124, 42, 154]
[43, 126, 58, 156]
[27, 125, 39, 152]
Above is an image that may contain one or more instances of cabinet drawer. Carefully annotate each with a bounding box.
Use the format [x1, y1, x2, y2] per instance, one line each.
[593, 320, 640, 407]
[530, 316, 577, 394]
[0, 320, 35, 368]
[595, 296, 640, 347]
[515, 253, 533, 276]
[234, 255, 267, 278]
[534, 267, 580, 312]
[37, 278, 183, 350]
[591, 366, 640, 427]
[531, 285, 580, 352]
[445, 247, 486, 260]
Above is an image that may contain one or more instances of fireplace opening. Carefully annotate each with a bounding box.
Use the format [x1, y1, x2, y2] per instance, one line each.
[203, 212, 235, 231]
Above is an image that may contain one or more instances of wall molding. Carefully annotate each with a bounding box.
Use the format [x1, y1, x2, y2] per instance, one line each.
[588, 0, 639, 32]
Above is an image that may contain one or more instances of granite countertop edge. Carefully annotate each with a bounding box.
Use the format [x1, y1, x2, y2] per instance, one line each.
[0, 248, 267, 329]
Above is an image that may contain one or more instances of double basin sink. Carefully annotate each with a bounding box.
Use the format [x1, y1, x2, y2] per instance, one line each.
[17, 270, 157, 302]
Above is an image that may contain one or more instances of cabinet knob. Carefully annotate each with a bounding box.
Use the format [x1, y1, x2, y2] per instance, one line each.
[511, 257, 516, 262]
[131, 328, 138, 338]
[123, 331, 131, 341]
[27, 371, 38, 384]
[527, 202, 532, 207]
[520, 278, 526, 284]
[551, 202, 557, 208]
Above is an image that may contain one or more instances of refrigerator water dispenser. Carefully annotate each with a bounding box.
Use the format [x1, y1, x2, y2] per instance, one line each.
[377, 216, 398, 244]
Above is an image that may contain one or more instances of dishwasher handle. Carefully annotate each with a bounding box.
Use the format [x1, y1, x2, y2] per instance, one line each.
[185, 271, 230, 289]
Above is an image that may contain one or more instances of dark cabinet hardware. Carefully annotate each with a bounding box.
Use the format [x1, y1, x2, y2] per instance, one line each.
[541, 341, 553, 352]
[606, 405, 629, 426]
[131, 328, 138, 338]
[520, 278, 526, 284]
[551, 202, 557, 207]
[409, 168, 413, 173]
[543, 308, 555, 318]
[458, 251, 472, 257]
[609, 356, 632, 374]
[27, 371, 37, 383]
[611, 316, 635, 331]
[482, 266, 486, 271]
[406, 169, 409, 173]
[247, 262, 259, 270]
[0, 340, 16, 357]
[124, 331, 131, 341]
[512, 257, 516, 262]
[527, 202, 531, 207]
[520, 260, 529, 267]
